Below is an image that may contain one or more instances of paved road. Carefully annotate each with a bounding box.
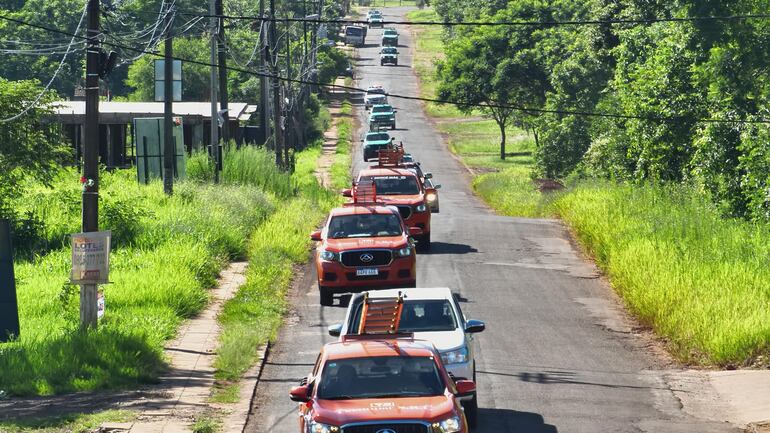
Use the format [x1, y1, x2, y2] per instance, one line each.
[245, 7, 738, 433]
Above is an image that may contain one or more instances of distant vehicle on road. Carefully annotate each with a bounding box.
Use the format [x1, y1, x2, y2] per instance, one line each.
[344, 25, 365, 46]
[368, 104, 397, 130]
[311, 181, 419, 306]
[364, 85, 387, 108]
[289, 334, 474, 433]
[362, 131, 393, 161]
[382, 27, 399, 46]
[380, 46, 399, 66]
[328, 287, 486, 427]
[368, 12, 384, 28]
[354, 163, 433, 249]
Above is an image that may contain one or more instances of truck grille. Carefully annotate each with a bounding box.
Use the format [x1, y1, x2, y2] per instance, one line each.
[340, 250, 392, 267]
[396, 205, 412, 220]
[342, 424, 429, 433]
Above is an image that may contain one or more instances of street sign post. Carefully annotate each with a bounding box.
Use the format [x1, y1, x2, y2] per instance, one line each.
[71, 230, 111, 284]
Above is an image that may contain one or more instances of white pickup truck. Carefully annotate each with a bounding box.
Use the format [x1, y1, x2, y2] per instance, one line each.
[344, 25, 366, 46]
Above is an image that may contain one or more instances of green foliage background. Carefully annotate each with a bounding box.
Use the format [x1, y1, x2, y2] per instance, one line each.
[433, 0, 770, 221]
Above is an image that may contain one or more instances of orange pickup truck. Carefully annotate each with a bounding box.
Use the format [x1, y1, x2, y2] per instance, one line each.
[311, 181, 419, 306]
[289, 335, 474, 433]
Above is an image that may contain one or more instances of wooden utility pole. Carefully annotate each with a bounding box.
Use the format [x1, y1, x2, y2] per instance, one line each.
[209, 0, 220, 182]
[269, 0, 283, 168]
[216, 0, 230, 145]
[0, 220, 19, 341]
[258, 0, 270, 146]
[80, 0, 100, 329]
[163, 7, 175, 195]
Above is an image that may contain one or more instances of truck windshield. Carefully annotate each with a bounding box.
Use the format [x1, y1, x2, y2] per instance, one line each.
[317, 356, 444, 400]
[372, 106, 392, 113]
[362, 175, 420, 195]
[327, 214, 403, 239]
[366, 133, 390, 141]
[351, 300, 458, 332]
[346, 27, 362, 36]
[382, 48, 397, 54]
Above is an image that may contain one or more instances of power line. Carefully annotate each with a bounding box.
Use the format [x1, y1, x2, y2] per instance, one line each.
[173, 11, 770, 27]
[0, 1, 88, 123]
[3, 13, 770, 125]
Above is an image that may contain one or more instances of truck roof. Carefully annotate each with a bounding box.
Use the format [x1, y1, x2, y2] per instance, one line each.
[329, 205, 397, 216]
[358, 287, 453, 301]
[323, 339, 436, 360]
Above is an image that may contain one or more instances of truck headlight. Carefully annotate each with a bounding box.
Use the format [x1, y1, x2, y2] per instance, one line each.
[438, 416, 462, 433]
[441, 346, 469, 365]
[319, 250, 338, 262]
[395, 246, 412, 257]
[415, 203, 427, 212]
[308, 421, 338, 433]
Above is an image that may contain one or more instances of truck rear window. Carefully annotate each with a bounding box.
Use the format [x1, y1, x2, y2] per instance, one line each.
[346, 27, 363, 36]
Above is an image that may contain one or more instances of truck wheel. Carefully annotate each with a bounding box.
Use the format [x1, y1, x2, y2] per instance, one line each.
[418, 232, 431, 251]
[319, 286, 333, 306]
[391, 122, 396, 130]
[463, 393, 478, 429]
[380, 61, 384, 66]
[395, 60, 398, 66]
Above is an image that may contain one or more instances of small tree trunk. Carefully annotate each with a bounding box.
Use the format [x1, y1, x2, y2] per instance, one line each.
[498, 120, 507, 160]
[532, 128, 540, 149]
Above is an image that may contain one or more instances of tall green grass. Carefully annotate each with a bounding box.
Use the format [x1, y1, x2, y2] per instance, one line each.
[553, 183, 770, 366]
[330, 101, 354, 190]
[1, 166, 275, 396]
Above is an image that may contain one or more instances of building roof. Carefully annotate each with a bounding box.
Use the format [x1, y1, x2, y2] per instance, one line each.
[49, 101, 256, 124]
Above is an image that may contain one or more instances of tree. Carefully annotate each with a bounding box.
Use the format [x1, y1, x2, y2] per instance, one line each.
[436, 7, 550, 160]
[0, 79, 70, 216]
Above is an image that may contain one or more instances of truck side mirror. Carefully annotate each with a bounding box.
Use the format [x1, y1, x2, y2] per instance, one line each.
[464, 319, 486, 333]
[310, 230, 322, 242]
[454, 380, 476, 397]
[423, 172, 433, 179]
[341, 188, 353, 197]
[289, 385, 311, 402]
[328, 323, 342, 337]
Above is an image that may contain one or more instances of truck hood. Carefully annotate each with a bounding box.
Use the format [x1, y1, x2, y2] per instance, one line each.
[412, 328, 465, 352]
[313, 395, 455, 425]
[324, 236, 406, 251]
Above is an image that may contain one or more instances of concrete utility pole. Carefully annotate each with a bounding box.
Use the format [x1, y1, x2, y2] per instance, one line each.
[209, 0, 220, 183]
[269, 0, 284, 168]
[80, 0, 101, 329]
[258, 0, 270, 146]
[284, 22, 291, 170]
[215, 0, 230, 145]
[163, 7, 175, 195]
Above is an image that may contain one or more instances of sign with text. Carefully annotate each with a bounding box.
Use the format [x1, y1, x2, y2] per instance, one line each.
[70, 231, 111, 284]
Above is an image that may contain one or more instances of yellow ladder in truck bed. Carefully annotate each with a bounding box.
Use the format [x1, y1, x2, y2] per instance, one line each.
[357, 292, 404, 335]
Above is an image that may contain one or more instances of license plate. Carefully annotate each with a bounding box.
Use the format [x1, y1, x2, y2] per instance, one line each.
[356, 268, 379, 276]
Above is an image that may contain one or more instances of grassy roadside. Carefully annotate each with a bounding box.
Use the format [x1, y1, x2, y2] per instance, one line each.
[408, 8, 770, 366]
[330, 101, 354, 190]
[0, 166, 278, 397]
[0, 410, 136, 433]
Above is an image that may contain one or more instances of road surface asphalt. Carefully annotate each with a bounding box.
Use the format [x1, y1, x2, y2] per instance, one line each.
[245, 7, 738, 433]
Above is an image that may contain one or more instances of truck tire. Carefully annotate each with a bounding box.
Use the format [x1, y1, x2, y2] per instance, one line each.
[391, 122, 396, 130]
[418, 232, 431, 251]
[319, 286, 333, 306]
[463, 393, 478, 429]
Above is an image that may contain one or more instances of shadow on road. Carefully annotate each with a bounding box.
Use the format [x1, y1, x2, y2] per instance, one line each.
[425, 241, 479, 255]
[478, 369, 667, 391]
[477, 408, 558, 433]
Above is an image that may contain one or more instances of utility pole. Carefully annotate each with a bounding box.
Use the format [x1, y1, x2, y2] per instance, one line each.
[284, 21, 291, 170]
[258, 0, 269, 147]
[215, 0, 230, 146]
[209, 0, 220, 183]
[163, 7, 175, 195]
[269, 0, 283, 168]
[81, 0, 100, 329]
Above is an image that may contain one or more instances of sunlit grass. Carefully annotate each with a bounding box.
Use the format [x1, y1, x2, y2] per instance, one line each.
[0, 410, 136, 433]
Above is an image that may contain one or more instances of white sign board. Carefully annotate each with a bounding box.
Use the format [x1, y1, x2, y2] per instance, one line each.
[97, 290, 105, 319]
[71, 231, 111, 284]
